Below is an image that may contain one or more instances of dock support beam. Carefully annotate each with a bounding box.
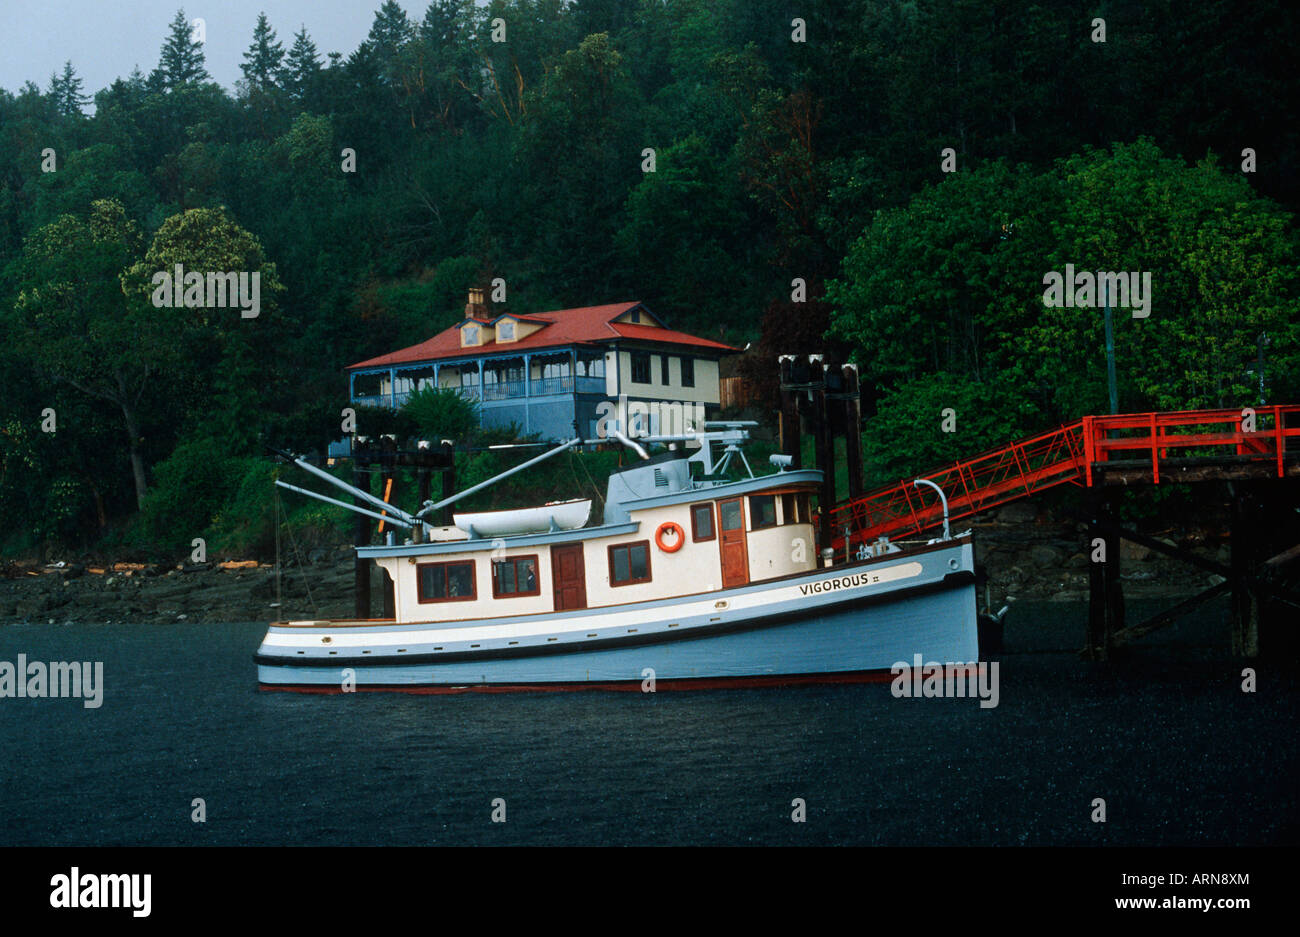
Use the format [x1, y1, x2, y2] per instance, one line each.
[441, 441, 457, 527]
[813, 359, 836, 551]
[1230, 484, 1261, 658]
[381, 456, 396, 620]
[778, 356, 803, 470]
[1086, 492, 1124, 660]
[842, 363, 863, 502]
[352, 463, 372, 619]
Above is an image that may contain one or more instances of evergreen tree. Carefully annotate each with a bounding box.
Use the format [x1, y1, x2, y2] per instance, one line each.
[240, 12, 285, 92]
[47, 61, 89, 117]
[366, 0, 414, 88]
[283, 26, 321, 99]
[153, 8, 209, 89]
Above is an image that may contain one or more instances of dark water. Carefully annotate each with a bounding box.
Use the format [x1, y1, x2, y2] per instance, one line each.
[1, 600, 1296, 846]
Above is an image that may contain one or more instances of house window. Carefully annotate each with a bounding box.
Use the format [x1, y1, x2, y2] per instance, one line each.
[660, 355, 670, 384]
[749, 495, 777, 530]
[691, 503, 715, 541]
[497, 319, 515, 342]
[631, 352, 650, 384]
[462, 324, 479, 346]
[577, 352, 605, 378]
[680, 356, 694, 387]
[493, 555, 539, 597]
[417, 560, 476, 603]
[609, 541, 652, 586]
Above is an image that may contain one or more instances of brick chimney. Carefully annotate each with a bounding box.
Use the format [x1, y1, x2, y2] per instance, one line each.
[465, 287, 487, 319]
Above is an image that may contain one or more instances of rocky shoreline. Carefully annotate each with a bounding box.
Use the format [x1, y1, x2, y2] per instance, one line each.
[0, 504, 1227, 626]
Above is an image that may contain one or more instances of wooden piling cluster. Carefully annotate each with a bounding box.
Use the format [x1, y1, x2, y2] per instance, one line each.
[350, 437, 456, 619]
[777, 356, 863, 553]
[1083, 477, 1299, 660]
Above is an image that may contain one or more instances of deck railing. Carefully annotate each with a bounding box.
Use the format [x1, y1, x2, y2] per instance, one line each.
[354, 375, 605, 409]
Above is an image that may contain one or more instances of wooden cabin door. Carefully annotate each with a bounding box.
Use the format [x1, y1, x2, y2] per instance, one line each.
[717, 498, 749, 589]
[551, 543, 587, 611]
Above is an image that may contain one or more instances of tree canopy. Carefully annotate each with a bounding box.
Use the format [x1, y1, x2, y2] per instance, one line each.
[0, 0, 1296, 556]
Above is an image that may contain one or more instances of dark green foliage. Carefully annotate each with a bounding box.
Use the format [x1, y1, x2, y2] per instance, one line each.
[401, 386, 480, 443]
[0, 0, 1297, 556]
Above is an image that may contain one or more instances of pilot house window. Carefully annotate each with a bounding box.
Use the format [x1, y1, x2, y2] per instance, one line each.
[609, 541, 652, 586]
[417, 561, 476, 603]
[749, 495, 778, 530]
[493, 556, 539, 597]
[691, 503, 716, 541]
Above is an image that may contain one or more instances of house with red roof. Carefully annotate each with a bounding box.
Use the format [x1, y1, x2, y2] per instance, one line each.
[347, 290, 738, 441]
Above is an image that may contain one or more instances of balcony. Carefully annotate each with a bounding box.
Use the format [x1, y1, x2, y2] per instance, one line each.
[482, 380, 525, 401]
[352, 376, 603, 410]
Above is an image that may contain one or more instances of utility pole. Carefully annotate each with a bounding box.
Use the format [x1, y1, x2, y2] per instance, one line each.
[1103, 287, 1118, 415]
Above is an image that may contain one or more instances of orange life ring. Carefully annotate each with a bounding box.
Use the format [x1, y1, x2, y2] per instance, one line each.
[655, 522, 685, 553]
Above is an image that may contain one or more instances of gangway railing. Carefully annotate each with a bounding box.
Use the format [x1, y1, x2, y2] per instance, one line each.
[828, 405, 1300, 550]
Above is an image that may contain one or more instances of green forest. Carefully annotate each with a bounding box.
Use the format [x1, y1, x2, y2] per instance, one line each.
[1, 0, 1297, 560]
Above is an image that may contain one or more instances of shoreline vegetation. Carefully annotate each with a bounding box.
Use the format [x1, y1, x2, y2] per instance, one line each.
[0, 504, 1226, 626]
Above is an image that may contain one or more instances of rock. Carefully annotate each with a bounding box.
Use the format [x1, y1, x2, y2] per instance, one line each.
[15, 598, 47, 618]
[308, 548, 328, 565]
[61, 564, 86, 581]
[1120, 541, 1152, 562]
[999, 502, 1037, 524]
[1029, 545, 1064, 567]
[1066, 553, 1089, 569]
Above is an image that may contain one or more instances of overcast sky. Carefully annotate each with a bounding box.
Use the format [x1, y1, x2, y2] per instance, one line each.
[1, 0, 426, 99]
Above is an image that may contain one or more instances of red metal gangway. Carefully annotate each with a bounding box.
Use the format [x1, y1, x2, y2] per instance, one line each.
[827, 405, 1300, 551]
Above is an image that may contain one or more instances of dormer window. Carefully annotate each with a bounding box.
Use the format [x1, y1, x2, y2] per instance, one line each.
[497, 319, 515, 342]
[463, 324, 480, 346]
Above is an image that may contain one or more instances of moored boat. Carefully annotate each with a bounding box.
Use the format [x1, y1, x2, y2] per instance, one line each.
[255, 424, 981, 692]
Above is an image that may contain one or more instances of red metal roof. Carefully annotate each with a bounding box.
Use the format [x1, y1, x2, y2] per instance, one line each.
[347, 302, 737, 371]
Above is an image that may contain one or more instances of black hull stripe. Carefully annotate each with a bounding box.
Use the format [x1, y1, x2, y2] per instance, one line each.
[254, 570, 975, 669]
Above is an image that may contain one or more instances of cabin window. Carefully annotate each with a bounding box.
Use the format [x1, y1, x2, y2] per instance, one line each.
[493, 555, 539, 597]
[609, 541, 652, 586]
[749, 495, 778, 530]
[417, 560, 476, 603]
[660, 355, 670, 384]
[797, 493, 811, 525]
[690, 502, 716, 541]
[781, 493, 799, 525]
[630, 352, 651, 384]
[680, 356, 694, 387]
[719, 499, 744, 532]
